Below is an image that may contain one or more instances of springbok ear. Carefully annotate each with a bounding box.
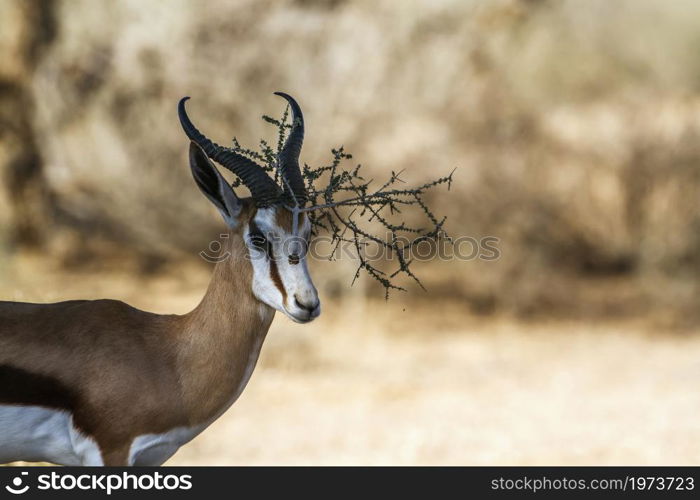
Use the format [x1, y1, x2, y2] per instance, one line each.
[189, 142, 242, 228]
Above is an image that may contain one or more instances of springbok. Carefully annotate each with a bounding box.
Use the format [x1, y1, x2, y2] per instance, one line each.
[0, 92, 320, 466]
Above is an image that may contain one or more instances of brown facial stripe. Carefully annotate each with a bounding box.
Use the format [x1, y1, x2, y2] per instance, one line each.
[0, 364, 79, 411]
[269, 257, 287, 303]
[249, 212, 287, 301]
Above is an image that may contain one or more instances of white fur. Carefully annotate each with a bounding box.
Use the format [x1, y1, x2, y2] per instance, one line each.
[129, 425, 205, 466]
[247, 208, 320, 323]
[0, 405, 102, 465]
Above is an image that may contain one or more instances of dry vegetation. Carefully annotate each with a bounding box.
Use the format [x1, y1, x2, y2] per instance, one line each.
[0, 0, 700, 319]
[2, 0, 700, 315]
[1, 0, 700, 464]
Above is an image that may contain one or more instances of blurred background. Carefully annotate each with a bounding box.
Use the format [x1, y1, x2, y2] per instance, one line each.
[1, 0, 699, 464]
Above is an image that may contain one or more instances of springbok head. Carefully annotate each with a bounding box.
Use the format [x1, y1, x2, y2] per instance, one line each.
[178, 92, 320, 323]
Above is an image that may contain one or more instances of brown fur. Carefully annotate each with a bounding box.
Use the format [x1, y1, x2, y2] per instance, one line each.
[268, 258, 286, 303]
[274, 207, 307, 233]
[0, 199, 275, 465]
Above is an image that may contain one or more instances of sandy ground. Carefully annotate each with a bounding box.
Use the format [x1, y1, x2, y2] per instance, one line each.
[2, 256, 700, 465]
[171, 307, 700, 465]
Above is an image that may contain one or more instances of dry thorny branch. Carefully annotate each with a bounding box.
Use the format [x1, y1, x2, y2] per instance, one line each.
[230, 107, 454, 298]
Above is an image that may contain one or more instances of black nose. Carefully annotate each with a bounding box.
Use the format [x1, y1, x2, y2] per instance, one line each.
[294, 296, 318, 312]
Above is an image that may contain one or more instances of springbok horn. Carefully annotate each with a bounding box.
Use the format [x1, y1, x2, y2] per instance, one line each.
[274, 92, 307, 206]
[178, 97, 280, 207]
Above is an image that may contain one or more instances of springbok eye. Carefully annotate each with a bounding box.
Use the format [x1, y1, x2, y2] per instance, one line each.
[250, 231, 265, 247]
[249, 230, 272, 257]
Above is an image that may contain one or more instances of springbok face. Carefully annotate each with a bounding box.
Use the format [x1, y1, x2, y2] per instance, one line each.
[187, 144, 321, 323]
[245, 207, 320, 323]
[181, 92, 320, 323]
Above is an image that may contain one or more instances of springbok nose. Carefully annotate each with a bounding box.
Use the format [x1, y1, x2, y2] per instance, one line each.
[294, 296, 319, 312]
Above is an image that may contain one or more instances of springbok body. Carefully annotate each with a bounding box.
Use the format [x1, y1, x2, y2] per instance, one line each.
[0, 93, 320, 465]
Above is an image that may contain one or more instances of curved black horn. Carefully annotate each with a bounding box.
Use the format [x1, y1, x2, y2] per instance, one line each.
[178, 97, 280, 207]
[274, 92, 307, 206]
